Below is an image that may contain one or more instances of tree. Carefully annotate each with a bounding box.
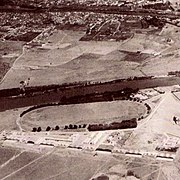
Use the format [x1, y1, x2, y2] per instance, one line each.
[46, 126, 51, 131]
[173, 116, 178, 124]
[83, 124, 86, 128]
[79, 125, 82, 128]
[32, 127, 37, 132]
[74, 125, 78, 129]
[69, 124, 73, 129]
[55, 125, 59, 130]
[61, 96, 67, 103]
[53, 88, 57, 93]
[64, 125, 68, 129]
[37, 127, 42, 132]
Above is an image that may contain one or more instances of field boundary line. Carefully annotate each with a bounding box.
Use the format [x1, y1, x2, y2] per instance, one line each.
[0, 148, 55, 180]
[0, 151, 24, 169]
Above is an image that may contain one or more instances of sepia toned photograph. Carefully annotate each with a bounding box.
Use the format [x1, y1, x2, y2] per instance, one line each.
[0, 0, 180, 179]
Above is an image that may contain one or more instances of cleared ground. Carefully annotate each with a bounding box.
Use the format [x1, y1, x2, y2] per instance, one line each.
[21, 100, 146, 131]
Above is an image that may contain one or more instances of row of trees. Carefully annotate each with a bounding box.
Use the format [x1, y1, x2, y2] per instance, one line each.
[64, 124, 87, 130]
[128, 96, 142, 103]
[32, 127, 42, 132]
[32, 125, 60, 132]
[88, 119, 137, 131]
[32, 124, 87, 132]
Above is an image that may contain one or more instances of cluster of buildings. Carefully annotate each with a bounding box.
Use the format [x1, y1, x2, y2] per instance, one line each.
[1, 0, 179, 12]
[0, 130, 111, 151]
[1, 0, 179, 13]
[156, 135, 180, 152]
[0, 130, 133, 152]
[0, 11, 138, 43]
[1, 129, 179, 161]
[0, 0, 179, 42]
[5, 0, 174, 7]
[0, 11, 125, 41]
[0, 12, 50, 41]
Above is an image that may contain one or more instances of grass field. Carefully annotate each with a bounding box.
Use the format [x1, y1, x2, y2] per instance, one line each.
[21, 100, 146, 131]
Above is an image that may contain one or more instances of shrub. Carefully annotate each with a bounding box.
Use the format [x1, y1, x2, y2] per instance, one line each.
[69, 124, 73, 129]
[32, 127, 37, 132]
[46, 126, 51, 131]
[37, 127, 42, 132]
[83, 124, 87, 128]
[55, 125, 60, 130]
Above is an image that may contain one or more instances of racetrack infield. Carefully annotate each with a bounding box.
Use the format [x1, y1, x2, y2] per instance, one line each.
[21, 100, 146, 131]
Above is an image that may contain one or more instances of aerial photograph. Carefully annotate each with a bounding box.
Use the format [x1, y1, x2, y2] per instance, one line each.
[0, 0, 180, 179]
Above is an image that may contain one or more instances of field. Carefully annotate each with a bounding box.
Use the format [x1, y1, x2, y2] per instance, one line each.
[7, 151, 110, 180]
[0, 24, 180, 89]
[21, 100, 146, 131]
[0, 40, 24, 81]
[0, 146, 116, 180]
[0, 107, 25, 131]
[0, 146, 178, 180]
[0, 147, 20, 166]
[0, 151, 40, 179]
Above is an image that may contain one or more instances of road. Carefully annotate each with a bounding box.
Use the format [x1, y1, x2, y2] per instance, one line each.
[16, 117, 23, 132]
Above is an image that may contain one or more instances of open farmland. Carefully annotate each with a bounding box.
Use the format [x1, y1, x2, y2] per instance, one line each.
[0, 147, 21, 166]
[6, 150, 113, 180]
[0, 30, 162, 89]
[0, 146, 117, 180]
[0, 108, 23, 131]
[21, 100, 146, 131]
[0, 40, 24, 81]
[0, 151, 40, 179]
[1, 24, 180, 89]
[0, 146, 178, 180]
